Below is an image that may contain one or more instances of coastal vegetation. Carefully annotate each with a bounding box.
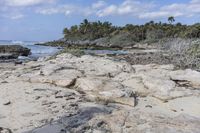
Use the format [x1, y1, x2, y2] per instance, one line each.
[38, 17, 200, 50]
[37, 17, 200, 70]
[63, 17, 200, 43]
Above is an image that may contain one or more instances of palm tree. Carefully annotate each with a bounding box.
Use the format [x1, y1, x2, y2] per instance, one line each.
[71, 25, 78, 34]
[168, 16, 175, 24]
[80, 19, 90, 33]
[63, 28, 70, 38]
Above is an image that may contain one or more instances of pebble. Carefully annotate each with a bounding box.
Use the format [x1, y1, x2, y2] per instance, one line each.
[3, 101, 11, 106]
[145, 105, 152, 108]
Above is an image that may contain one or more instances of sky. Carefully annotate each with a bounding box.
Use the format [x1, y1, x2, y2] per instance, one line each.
[0, 0, 200, 41]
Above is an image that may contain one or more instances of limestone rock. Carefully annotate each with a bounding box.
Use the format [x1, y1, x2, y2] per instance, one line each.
[170, 69, 200, 89]
[1, 53, 200, 133]
[75, 77, 136, 106]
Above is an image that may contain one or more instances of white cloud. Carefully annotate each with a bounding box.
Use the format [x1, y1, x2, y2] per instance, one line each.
[36, 1, 107, 17]
[156, 1, 200, 18]
[96, 0, 200, 19]
[2, 13, 24, 20]
[36, 4, 89, 16]
[96, 0, 154, 17]
[36, 5, 74, 15]
[4, 0, 57, 7]
[92, 1, 106, 9]
[97, 5, 117, 17]
[0, 0, 57, 20]
[190, 0, 200, 3]
[2, 0, 199, 20]
[139, 11, 169, 19]
[10, 14, 24, 19]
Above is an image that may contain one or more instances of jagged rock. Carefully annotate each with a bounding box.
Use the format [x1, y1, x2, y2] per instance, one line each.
[0, 45, 30, 57]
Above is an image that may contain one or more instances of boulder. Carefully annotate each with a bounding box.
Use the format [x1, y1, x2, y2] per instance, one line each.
[0, 45, 31, 57]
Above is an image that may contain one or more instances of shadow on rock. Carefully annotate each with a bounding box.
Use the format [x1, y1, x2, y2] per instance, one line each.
[26, 105, 112, 133]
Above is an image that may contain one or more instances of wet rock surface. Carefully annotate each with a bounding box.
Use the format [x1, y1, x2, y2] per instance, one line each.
[0, 45, 30, 57]
[0, 53, 200, 133]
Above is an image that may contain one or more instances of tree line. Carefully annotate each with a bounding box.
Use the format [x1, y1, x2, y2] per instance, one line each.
[63, 17, 200, 42]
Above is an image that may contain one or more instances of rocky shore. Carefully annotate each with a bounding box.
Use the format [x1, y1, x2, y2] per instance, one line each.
[0, 45, 31, 60]
[35, 33, 143, 50]
[0, 52, 200, 133]
[0, 45, 30, 56]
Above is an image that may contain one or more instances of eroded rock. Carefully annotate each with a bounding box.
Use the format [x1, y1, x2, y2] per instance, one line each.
[0, 53, 200, 133]
[75, 77, 136, 106]
[170, 69, 200, 89]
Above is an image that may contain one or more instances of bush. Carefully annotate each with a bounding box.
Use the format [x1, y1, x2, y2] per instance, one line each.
[159, 38, 200, 69]
[109, 32, 136, 48]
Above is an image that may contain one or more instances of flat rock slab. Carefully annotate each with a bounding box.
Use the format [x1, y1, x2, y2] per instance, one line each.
[0, 53, 200, 133]
[75, 77, 136, 106]
[170, 69, 200, 89]
[0, 82, 80, 133]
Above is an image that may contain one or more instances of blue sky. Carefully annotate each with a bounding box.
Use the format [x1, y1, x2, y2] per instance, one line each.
[0, 0, 200, 41]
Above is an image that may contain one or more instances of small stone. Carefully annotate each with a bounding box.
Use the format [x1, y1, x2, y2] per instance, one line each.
[53, 110, 59, 114]
[15, 61, 23, 65]
[96, 121, 106, 127]
[171, 109, 177, 112]
[55, 95, 63, 99]
[63, 92, 75, 97]
[3, 101, 11, 106]
[163, 100, 168, 103]
[69, 103, 78, 107]
[35, 96, 41, 100]
[1, 81, 8, 84]
[145, 105, 152, 108]
[66, 97, 75, 100]
[60, 129, 66, 133]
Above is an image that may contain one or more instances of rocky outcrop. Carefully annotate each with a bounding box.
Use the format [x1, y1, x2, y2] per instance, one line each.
[0, 54, 200, 133]
[36, 33, 138, 49]
[0, 45, 31, 58]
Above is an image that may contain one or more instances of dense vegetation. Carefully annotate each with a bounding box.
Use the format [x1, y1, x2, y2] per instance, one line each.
[63, 19, 116, 41]
[63, 17, 200, 42]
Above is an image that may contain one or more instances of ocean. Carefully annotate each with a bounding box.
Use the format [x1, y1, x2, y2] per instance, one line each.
[0, 40, 60, 59]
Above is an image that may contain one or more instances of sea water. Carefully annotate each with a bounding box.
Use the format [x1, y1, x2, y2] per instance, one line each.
[0, 40, 60, 60]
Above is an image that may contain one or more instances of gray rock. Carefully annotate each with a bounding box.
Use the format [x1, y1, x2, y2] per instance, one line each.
[3, 100, 11, 106]
[0, 45, 30, 57]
